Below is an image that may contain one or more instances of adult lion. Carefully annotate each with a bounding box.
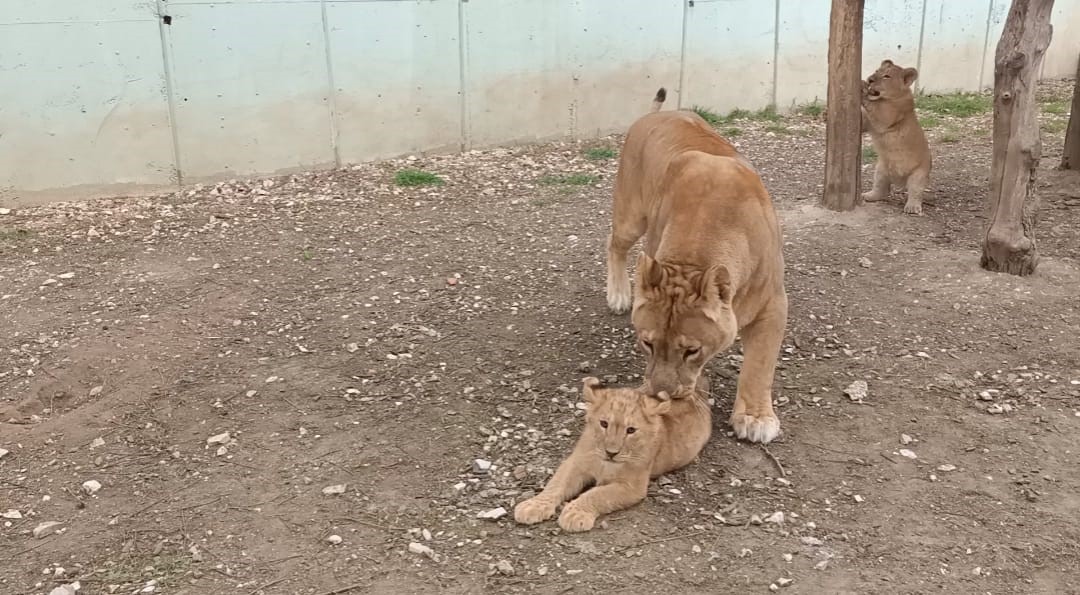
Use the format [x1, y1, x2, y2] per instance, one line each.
[605, 89, 788, 444]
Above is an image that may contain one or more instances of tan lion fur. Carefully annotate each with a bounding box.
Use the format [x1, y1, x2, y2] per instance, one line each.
[605, 88, 788, 444]
[513, 377, 711, 532]
[862, 59, 933, 214]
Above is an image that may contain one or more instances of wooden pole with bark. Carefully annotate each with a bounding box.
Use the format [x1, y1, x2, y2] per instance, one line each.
[822, 0, 864, 211]
[1062, 57, 1080, 170]
[981, 0, 1055, 276]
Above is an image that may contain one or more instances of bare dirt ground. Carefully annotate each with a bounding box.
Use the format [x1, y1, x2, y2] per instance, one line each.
[2, 82, 1080, 595]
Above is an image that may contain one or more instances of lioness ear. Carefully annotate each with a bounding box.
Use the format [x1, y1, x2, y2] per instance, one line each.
[701, 265, 733, 303]
[902, 67, 918, 87]
[642, 395, 671, 417]
[880, 59, 894, 68]
[581, 376, 604, 404]
[636, 253, 664, 292]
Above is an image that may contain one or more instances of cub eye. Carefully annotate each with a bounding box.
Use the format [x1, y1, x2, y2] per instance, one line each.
[599, 420, 608, 429]
[641, 340, 653, 352]
[883, 74, 891, 79]
[626, 427, 637, 435]
[684, 347, 700, 359]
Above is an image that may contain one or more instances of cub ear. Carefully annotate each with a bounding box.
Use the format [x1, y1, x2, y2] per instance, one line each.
[880, 59, 894, 68]
[581, 376, 605, 404]
[635, 253, 664, 292]
[641, 394, 671, 417]
[902, 67, 918, 87]
[700, 265, 733, 303]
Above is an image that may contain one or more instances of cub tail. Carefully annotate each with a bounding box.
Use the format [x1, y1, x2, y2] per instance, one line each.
[651, 87, 667, 112]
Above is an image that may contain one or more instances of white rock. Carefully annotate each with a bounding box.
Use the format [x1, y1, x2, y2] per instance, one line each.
[33, 521, 63, 538]
[2, 509, 22, 519]
[88, 386, 103, 397]
[898, 449, 917, 459]
[206, 432, 231, 445]
[0, 448, 8, 459]
[408, 541, 437, 560]
[937, 464, 957, 472]
[265, 376, 280, 383]
[537, 565, 549, 576]
[814, 559, 830, 570]
[89, 437, 106, 449]
[322, 484, 347, 495]
[858, 257, 872, 268]
[472, 458, 492, 473]
[0, 208, 11, 215]
[987, 404, 1005, 414]
[853, 494, 865, 503]
[777, 577, 793, 587]
[422, 528, 432, 541]
[495, 559, 515, 576]
[58, 272, 75, 280]
[326, 535, 343, 545]
[48, 582, 80, 595]
[800, 536, 823, 546]
[765, 511, 785, 524]
[899, 433, 913, 445]
[81, 480, 102, 495]
[769, 584, 779, 592]
[477, 507, 507, 520]
[843, 380, 868, 402]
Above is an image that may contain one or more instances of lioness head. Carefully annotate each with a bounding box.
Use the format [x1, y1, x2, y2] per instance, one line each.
[631, 254, 737, 397]
[581, 377, 670, 463]
[865, 59, 918, 101]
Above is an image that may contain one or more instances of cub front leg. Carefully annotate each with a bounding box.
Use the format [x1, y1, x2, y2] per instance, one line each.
[730, 297, 787, 444]
[861, 161, 890, 202]
[514, 457, 591, 525]
[558, 478, 649, 532]
[903, 168, 929, 215]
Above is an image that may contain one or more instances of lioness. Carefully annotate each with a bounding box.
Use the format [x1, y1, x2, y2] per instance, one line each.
[605, 89, 788, 444]
[861, 59, 932, 214]
[513, 377, 710, 532]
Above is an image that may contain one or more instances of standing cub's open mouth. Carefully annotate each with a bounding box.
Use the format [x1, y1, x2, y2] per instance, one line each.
[867, 87, 882, 99]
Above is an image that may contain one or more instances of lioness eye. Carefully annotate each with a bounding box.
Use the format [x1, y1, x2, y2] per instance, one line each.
[641, 340, 653, 352]
[626, 427, 637, 435]
[883, 74, 891, 79]
[684, 347, 700, 359]
[599, 420, 608, 429]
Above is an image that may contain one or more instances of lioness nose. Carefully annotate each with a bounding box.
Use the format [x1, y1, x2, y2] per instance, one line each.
[605, 450, 619, 460]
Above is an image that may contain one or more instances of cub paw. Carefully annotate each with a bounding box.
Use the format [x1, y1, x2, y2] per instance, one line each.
[557, 503, 596, 533]
[730, 411, 781, 444]
[861, 191, 884, 203]
[903, 200, 923, 215]
[514, 497, 556, 525]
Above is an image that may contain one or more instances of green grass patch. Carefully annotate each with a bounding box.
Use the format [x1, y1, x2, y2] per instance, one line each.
[722, 127, 743, 138]
[691, 105, 725, 126]
[764, 123, 790, 135]
[539, 173, 599, 186]
[751, 105, 783, 122]
[584, 147, 617, 160]
[916, 93, 992, 117]
[394, 169, 444, 187]
[918, 116, 941, 129]
[1042, 101, 1069, 116]
[862, 146, 878, 162]
[797, 101, 825, 117]
[1043, 119, 1068, 134]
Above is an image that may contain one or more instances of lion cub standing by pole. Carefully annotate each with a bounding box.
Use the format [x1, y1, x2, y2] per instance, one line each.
[514, 377, 711, 532]
[605, 88, 788, 444]
[861, 59, 933, 214]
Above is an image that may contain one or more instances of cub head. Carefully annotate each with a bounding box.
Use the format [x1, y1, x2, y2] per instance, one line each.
[581, 377, 670, 463]
[631, 254, 737, 397]
[865, 59, 918, 101]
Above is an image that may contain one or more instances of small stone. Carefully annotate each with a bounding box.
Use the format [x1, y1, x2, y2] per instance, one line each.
[843, 380, 868, 402]
[0, 208, 11, 215]
[446, 278, 458, 286]
[937, 464, 957, 472]
[972, 566, 982, 576]
[814, 559, 830, 570]
[33, 521, 63, 538]
[738, 548, 753, 558]
[58, 272, 75, 280]
[408, 541, 437, 560]
[477, 507, 507, 520]
[81, 480, 102, 495]
[495, 559, 515, 576]
[48, 583, 80, 595]
[978, 391, 994, 401]
[422, 528, 432, 541]
[858, 257, 872, 268]
[0, 448, 7, 459]
[537, 565, 549, 576]
[346, 343, 359, 353]
[899, 433, 913, 445]
[322, 484, 347, 495]
[765, 511, 785, 524]
[265, 376, 279, 383]
[2, 509, 22, 519]
[89, 438, 106, 449]
[853, 494, 865, 503]
[987, 404, 1005, 414]
[578, 361, 592, 373]
[769, 584, 779, 592]
[206, 432, 231, 445]
[777, 577, 793, 587]
[782, 553, 793, 562]
[800, 536, 823, 546]
[326, 535, 343, 545]
[898, 449, 917, 459]
[472, 458, 492, 473]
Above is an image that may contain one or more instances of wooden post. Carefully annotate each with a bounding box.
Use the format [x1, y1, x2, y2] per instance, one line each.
[1062, 56, 1080, 170]
[981, 0, 1055, 276]
[822, 0, 864, 211]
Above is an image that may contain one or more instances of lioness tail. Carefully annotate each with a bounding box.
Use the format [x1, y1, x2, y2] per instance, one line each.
[651, 87, 667, 112]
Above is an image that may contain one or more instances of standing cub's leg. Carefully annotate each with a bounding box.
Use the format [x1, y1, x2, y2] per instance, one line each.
[861, 161, 890, 202]
[903, 167, 929, 215]
[514, 458, 592, 524]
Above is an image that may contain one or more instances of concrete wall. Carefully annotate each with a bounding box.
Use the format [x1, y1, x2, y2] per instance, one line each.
[2, 0, 1077, 205]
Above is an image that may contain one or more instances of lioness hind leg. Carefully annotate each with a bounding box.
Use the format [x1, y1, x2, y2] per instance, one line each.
[730, 298, 787, 444]
[558, 480, 648, 533]
[861, 161, 890, 202]
[903, 169, 929, 215]
[606, 216, 645, 315]
[514, 459, 590, 525]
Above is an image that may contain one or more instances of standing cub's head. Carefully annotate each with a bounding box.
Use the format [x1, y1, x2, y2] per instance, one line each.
[865, 59, 918, 101]
[631, 254, 737, 397]
[581, 377, 670, 464]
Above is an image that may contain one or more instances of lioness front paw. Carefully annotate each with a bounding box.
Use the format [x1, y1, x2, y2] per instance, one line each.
[606, 282, 632, 314]
[730, 411, 781, 444]
[514, 497, 557, 525]
[557, 503, 597, 533]
[903, 200, 923, 215]
[861, 191, 884, 202]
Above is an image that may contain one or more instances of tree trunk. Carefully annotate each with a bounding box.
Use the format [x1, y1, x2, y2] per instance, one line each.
[981, 0, 1055, 276]
[821, 0, 864, 211]
[1062, 56, 1080, 170]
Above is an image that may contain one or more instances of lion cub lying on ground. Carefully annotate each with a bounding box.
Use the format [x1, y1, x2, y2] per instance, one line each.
[514, 377, 711, 532]
[862, 59, 932, 214]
